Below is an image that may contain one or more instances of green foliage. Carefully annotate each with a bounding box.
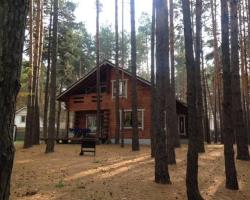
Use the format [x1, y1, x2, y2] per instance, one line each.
[55, 180, 65, 188]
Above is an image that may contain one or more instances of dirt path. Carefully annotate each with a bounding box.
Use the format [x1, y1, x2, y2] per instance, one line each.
[11, 144, 250, 200]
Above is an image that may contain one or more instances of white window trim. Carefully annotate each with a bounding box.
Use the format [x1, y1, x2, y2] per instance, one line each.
[86, 114, 97, 132]
[111, 79, 128, 99]
[178, 114, 186, 135]
[119, 109, 144, 130]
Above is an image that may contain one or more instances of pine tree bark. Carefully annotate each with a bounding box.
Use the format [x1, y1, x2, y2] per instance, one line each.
[230, 0, 250, 161]
[130, 0, 139, 151]
[201, 47, 211, 144]
[166, 0, 176, 165]
[182, 0, 204, 199]
[24, 0, 34, 148]
[150, 0, 156, 157]
[0, 1, 28, 198]
[154, 0, 171, 184]
[43, 1, 53, 140]
[45, 0, 59, 153]
[31, 0, 42, 145]
[220, 0, 239, 190]
[96, 0, 101, 144]
[169, 0, 180, 149]
[114, 0, 120, 144]
[195, 0, 205, 153]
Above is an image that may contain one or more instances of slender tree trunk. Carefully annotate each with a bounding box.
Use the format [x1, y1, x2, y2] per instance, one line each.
[115, 0, 120, 144]
[24, 0, 34, 148]
[201, 46, 211, 144]
[154, 0, 171, 184]
[165, 0, 176, 165]
[220, 0, 239, 190]
[120, 0, 125, 148]
[31, 0, 42, 145]
[0, 1, 28, 198]
[45, 0, 59, 153]
[169, 0, 180, 149]
[130, 0, 139, 151]
[96, 0, 101, 144]
[150, 0, 156, 157]
[230, 0, 250, 160]
[182, 0, 204, 199]
[195, 0, 205, 153]
[43, 1, 53, 140]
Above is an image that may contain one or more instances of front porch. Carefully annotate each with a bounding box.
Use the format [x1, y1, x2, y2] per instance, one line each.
[63, 110, 111, 143]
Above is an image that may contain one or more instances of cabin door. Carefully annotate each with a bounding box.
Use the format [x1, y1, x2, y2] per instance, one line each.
[86, 114, 104, 135]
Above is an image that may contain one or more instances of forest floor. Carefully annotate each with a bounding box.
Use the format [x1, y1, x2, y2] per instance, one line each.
[11, 143, 250, 200]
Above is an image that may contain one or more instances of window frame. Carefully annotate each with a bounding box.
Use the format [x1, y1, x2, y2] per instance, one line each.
[21, 115, 26, 123]
[111, 79, 128, 99]
[119, 109, 144, 130]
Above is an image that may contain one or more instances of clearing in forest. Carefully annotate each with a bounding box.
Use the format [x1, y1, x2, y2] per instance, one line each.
[11, 144, 250, 200]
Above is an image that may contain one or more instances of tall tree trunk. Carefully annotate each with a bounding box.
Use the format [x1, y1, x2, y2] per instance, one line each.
[166, 0, 176, 165]
[130, 0, 139, 151]
[169, 0, 180, 149]
[96, 0, 101, 144]
[24, 0, 34, 148]
[45, 0, 59, 153]
[120, 0, 125, 148]
[154, 0, 171, 184]
[43, 1, 53, 140]
[31, 0, 42, 145]
[201, 46, 211, 144]
[150, 0, 156, 157]
[230, 0, 250, 160]
[181, 0, 204, 199]
[195, 0, 205, 153]
[211, 0, 223, 143]
[0, 1, 28, 198]
[115, 0, 120, 144]
[220, 0, 239, 190]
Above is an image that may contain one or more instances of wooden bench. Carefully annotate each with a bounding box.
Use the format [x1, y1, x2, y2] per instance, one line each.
[79, 138, 96, 156]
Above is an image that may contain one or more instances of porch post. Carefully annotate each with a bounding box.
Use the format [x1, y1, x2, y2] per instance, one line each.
[65, 110, 69, 138]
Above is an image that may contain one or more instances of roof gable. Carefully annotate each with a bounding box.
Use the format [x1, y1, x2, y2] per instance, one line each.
[57, 60, 151, 101]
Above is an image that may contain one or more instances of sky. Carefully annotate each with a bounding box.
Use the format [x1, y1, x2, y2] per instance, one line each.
[73, 0, 152, 33]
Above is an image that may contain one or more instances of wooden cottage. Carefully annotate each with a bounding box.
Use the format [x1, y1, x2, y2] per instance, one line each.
[57, 60, 188, 144]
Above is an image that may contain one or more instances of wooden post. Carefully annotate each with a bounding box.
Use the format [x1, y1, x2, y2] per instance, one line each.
[66, 110, 69, 138]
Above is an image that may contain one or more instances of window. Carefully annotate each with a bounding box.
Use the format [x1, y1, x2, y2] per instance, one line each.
[21, 116, 26, 123]
[112, 80, 127, 98]
[86, 115, 97, 132]
[178, 115, 186, 135]
[120, 109, 144, 129]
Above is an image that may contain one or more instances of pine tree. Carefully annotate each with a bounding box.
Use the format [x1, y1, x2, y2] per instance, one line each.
[130, 0, 139, 151]
[181, 0, 204, 198]
[0, 0, 28, 198]
[154, 0, 171, 184]
[220, 0, 239, 190]
[45, 0, 59, 153]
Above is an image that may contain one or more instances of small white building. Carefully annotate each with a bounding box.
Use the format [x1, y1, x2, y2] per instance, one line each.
[15, 107, 43, 128]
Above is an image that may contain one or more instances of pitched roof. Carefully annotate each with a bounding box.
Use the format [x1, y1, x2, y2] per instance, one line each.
[57, 60, 151, 100]
[15, 107, 27, 114]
